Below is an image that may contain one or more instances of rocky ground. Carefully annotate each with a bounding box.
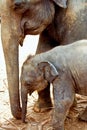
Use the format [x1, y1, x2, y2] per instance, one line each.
[0, 23, 87, 130]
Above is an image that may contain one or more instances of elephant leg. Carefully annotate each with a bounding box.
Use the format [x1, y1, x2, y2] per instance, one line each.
[1, 1, 24, 119]
[35, 31, 58, 112]
[52, 76, 74, 130]
[36, 31, 58, 54]
[78, 106, 87, 121]
[34, 83, 53, 112]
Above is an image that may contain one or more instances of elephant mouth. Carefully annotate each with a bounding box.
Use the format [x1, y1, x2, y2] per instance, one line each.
[24, 25, 47, 35]
[21, 19, 48, 35]
[28, 80, 48, 95]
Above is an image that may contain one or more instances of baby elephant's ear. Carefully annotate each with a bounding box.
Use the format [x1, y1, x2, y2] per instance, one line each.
[53, 0, 68, 8]
[38, 61, 59, 83]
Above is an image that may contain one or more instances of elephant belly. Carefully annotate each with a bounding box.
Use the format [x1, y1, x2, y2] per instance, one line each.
[73, 73, 87, 96]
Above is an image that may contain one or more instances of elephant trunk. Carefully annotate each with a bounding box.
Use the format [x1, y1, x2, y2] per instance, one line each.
[21, 87, 27, 123]
[1, 25, 21, 118]
[1, 0, 23, 119]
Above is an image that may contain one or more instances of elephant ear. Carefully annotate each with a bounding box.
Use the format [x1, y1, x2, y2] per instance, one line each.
[38, 61, 59, 83]
[53, 0, 68, 8]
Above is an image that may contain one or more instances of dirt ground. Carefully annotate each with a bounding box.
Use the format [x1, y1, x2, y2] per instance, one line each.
[0, 23, 87, 130]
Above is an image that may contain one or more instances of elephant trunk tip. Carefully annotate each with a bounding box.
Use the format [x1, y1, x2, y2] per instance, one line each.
[11, 107, 22, 119]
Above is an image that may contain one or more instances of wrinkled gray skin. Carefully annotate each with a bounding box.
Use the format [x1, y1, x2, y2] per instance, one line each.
[21, 40, 87, 130]
[1, 0, 87, 119]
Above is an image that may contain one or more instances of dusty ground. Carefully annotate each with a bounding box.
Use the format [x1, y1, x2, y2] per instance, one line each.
[0, 23, 87, 130]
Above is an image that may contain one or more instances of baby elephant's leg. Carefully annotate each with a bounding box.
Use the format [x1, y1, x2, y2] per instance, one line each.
[34, 83, 53, 112]
[52, 76, 74, 130]
[78, 106, 87, 121]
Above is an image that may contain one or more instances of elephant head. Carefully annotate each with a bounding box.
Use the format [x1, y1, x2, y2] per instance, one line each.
[13, 0, 67, 10]
[21, 60, 59, 122]
[12, 0, 68, 36]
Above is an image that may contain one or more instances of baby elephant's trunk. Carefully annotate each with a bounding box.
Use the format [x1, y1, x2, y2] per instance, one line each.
[21, 87, 28, 123]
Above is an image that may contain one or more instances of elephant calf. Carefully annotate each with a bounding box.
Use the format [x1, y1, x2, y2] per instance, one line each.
[21, 40, 87, 130]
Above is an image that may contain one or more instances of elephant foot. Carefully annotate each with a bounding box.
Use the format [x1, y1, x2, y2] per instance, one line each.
[33, 100, 53, 113]
[78, 107, 87, 122]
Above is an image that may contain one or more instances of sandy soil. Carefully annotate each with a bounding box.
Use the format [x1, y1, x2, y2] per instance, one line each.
[0, 23, 87, 130]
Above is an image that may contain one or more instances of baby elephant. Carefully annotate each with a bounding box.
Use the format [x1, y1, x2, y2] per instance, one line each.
[21, 40, 87, 130]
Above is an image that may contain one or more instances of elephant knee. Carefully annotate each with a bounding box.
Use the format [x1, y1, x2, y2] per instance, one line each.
[54, 98, 73, 117]
[64, 98, 73, 108]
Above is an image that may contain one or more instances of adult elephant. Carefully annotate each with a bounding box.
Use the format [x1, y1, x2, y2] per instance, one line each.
[1, 0, 87, 119]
